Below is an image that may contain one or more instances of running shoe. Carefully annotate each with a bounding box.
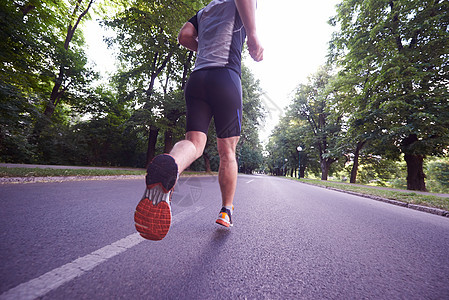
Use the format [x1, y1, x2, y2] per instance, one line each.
[216, 206, 234, 227]
[134, 154, 178, 241]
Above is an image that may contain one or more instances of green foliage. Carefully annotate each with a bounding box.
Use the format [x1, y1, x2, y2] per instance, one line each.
[0, 0, 262, 170]
[329, 0, 449, 189]
[239, 143, 263, 174]
[426, 157, 449, 193]
[1, 0, 57, 161]
[282, 66, 344, 179]
[236, 65, 265, 173]
[1, 0, 98, 163]
[353, 156, 406, 186]
[104, 0, 199, 97]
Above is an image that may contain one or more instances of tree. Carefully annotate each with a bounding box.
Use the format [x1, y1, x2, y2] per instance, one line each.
[237, 64, 265, 172]
[289, 66, 344, 180]
[239, 143, 263, 174]
[43, 0, 95, 118]
[104, 0, 206, 167]
[265, 113, 317, 178]
[330, 0, 449, 190]
[1, 0, 96, 161]
[71, 85, 146, 167]
[329, 68, 374, 183]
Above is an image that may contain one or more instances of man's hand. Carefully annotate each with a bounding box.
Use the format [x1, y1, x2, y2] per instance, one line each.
[247, 33, 264, 62]
[234, 0, 263, 62]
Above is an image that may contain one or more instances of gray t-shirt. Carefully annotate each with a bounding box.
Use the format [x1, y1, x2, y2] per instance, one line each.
[188, 0, 246, 75]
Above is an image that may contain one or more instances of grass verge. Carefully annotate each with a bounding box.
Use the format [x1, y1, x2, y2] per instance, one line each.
[0, 167, 146, 178]
[0, 167, 216, 178]
[296, 178, 449, 212]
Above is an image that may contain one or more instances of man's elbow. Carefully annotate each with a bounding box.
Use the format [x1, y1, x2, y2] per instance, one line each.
[177, 31, 190, 47]
[178, 22, 198, 51]
[178, 32, 197, 51]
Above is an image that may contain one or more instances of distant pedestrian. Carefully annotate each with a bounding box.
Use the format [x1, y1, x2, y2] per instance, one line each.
[134, 0, 263, 240]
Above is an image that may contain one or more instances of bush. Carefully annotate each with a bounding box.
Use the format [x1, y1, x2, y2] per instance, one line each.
[426, 158, 449, 193]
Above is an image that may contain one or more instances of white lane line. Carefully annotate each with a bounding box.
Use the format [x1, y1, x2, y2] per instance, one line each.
[246, 179, 254, 183]
[0, 206, 205, 300]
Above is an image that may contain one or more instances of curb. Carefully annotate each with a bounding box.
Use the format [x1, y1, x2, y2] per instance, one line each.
[299, 181, 449, 218]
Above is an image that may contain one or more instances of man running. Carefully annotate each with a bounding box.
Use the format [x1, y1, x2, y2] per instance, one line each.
[134, 0, 263, 240]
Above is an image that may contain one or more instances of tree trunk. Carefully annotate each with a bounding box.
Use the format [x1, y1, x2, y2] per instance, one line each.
[321, 159, 332, 180]
[44, 66, 65, 117]
[402, 134, 426, 191]
[146, 51, 174, 98]
[44, 0, 94, 118]
[350, 140, 367, 183]
[143, 50, 174, 168]
[321, 161, 329, 180]
[181, 51, 194, 90]
[145, 125, 159, 169]
[350, 157, 359, 184]
[163, 129, 173, 154]
[19, 4, 36, 15]
[203, 152, 211, 173]
[33, 0, 93, 145]
[404, 153, 426, 191]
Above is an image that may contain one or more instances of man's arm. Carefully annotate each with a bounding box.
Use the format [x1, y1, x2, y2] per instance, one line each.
[234, 0, 263, 62]
[178, 22, 198, 52]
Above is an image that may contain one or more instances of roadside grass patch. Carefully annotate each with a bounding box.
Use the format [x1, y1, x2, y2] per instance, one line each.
[0, 167, 216, 178]
[182, 171, 218, 176]
[296, 178, 449, 212]
[0, 167, 146, 178]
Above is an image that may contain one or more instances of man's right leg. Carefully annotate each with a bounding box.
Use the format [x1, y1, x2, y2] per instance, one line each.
[216, 136, 239, 227]
[170, 131, 207, 173]
[134, 131, 206, 240]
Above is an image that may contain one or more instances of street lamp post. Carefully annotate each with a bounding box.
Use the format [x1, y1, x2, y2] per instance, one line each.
[284, 158, 288, 176]
[297, 146, 302, 179]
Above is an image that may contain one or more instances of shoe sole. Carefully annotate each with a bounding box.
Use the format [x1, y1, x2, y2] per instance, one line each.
[216, 218, 232, 227]
[134, 154, 178, 241]
[134, 197, 172, 241]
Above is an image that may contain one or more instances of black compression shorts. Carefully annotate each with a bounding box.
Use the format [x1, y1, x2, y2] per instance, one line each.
[184, 67, 242, 138]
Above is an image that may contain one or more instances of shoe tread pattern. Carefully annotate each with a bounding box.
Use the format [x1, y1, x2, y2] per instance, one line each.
[134, 197, 172, 240]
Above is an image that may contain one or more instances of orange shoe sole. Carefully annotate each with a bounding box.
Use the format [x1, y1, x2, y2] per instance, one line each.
[134, 197, 172, 241]
[215, 218, 231, 228]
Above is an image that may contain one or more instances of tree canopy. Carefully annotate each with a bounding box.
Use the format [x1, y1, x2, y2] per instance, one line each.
[2, 0, 448, 191]
[1, 0, 265, 172]
[329, 0, 449, 190]
[265, 0, 449, 191]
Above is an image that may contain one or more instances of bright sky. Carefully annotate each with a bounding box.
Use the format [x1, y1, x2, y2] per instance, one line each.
[246, 0, 340, 142]
[84, 0, 341, 143]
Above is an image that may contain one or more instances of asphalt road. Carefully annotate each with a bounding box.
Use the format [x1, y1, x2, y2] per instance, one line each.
[1, 175, 449, 299]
